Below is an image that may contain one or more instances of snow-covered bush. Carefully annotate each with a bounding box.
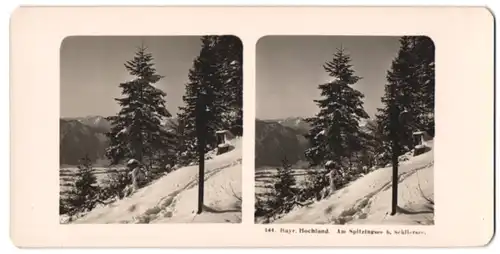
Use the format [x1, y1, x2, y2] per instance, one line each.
[102, 169, 131, 200]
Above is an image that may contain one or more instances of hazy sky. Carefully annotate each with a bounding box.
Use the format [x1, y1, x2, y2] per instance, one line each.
[256, 36, 402, 120]
[60, 36, 203, 118]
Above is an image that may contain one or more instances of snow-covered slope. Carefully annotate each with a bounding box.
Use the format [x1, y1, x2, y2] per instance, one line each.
[72, 138, 242, 224]
[274, 140, 434, 225]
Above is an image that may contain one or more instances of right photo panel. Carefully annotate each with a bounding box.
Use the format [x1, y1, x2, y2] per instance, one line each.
[255, 36, 435, 225]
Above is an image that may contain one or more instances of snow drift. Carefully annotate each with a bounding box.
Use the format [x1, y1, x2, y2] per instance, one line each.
[273, 140, 434, 225]
[71, 138, 243, 224]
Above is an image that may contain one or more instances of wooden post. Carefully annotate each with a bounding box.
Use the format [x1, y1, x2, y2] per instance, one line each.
[390, 141, 399, 215]
[389, 86, 401, 216]
[196, 92, 206, 214]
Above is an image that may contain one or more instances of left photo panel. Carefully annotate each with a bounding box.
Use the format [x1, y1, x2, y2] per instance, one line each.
[59, 36, 243, 224]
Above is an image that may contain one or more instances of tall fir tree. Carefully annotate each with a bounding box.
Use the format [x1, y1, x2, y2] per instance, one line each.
[177, 35, 243, 163]
[376, 37, 414, 153]
[177, 36, 220, 162]
[413, 36, 435, 136]
[375, 36, 435, 154]
[214, 35, 243, 136]
[305, 46, 369, 170]
[106, 45, 176, 169]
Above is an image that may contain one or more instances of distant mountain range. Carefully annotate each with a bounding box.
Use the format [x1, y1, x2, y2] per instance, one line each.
[60, 116, 111, 166]
[272, 117, 311, 135]
[255, 117, 311, 168]
[66, 115, 112, 133]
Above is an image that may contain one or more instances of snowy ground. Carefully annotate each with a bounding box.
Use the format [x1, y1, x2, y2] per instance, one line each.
[67, 138, 242, 224]
[260, 140, 434, 225]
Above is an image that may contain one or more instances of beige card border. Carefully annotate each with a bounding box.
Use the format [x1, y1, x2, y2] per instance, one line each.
[10, 6, 494, 248]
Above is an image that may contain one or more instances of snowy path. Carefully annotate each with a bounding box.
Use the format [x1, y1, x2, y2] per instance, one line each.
[72, 138, 242, 224]
[273, 141, 434, 225]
